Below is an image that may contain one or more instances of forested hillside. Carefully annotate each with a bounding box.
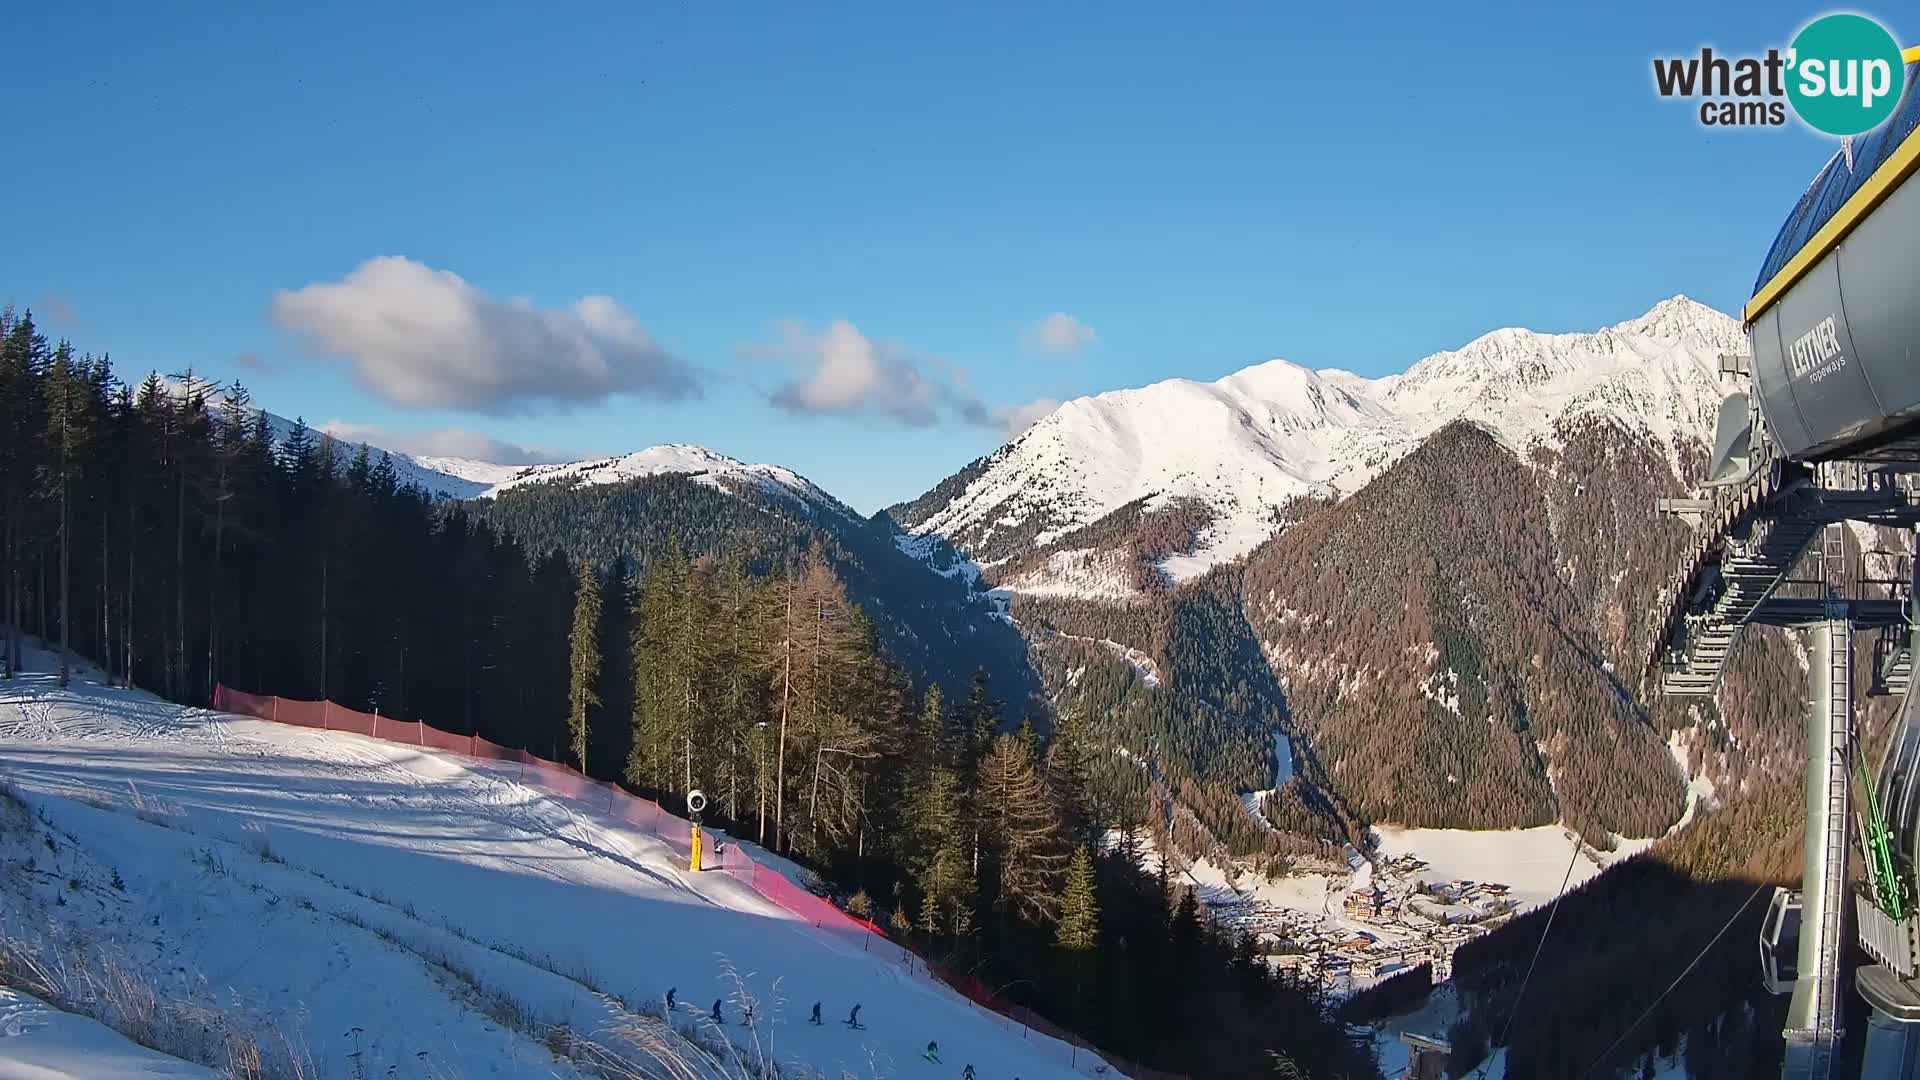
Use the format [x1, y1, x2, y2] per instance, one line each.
[470, 472, 1034, 701]
[1243, 420, 1688, 843]
[0, 306, 1382, 1079]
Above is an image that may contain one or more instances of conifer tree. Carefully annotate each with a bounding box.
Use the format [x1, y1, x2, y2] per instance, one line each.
[1171, 887, 1202, 952]
[1056, 845, 1100, 951]
[979, 732, 1069, 922]
[795, 593, 878, 856]
[764, 563, 798, 850]
[1047, 705, 1098, 840]
[205, 380, 257, 698]
[567, 559, 602, 770]
[627, 546, 716, 794]
[39, 342, 97, 687]
[710, 555, 769, 823]
[1, 312, 49, 678]
[904, 684, 953, 880]
[628, 547, 680, 789]
[921, 826, 977, 937]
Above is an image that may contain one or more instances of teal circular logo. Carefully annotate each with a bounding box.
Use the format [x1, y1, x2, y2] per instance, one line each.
[1787, 14, 1907, 136]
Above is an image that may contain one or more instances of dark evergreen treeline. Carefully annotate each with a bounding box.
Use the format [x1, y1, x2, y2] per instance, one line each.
[0, 309, 574, 739]
[0, 307, 1381, 1079]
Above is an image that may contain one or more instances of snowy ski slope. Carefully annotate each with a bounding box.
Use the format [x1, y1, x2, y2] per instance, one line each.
[0, 658, 1117, 1079]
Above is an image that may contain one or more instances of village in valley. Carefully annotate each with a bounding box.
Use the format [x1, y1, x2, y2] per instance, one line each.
[1115, 829, 1579, 996]
[1229, 846, 1522, 989]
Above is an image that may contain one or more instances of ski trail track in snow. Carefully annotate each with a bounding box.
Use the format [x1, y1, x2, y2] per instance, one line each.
[0, 666, 1102, 1079]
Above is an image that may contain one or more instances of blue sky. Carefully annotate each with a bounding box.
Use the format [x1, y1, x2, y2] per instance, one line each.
[0, 2, 1881, 511]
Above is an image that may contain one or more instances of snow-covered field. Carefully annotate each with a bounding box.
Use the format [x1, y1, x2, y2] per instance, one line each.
[1371, 825, 1608, 911]
[1151, 820, 1639, 940]
[0, 655, 1112, 1079]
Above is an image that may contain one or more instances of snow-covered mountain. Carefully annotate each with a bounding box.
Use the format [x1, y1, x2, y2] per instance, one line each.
[475, 444, 852, 516]
[894, 296, 1744, 596]
[254, 404, 845, 516]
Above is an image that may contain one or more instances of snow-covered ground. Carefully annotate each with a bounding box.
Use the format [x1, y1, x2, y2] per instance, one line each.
[1371, 825, 1608, 911]
[0, 655, 1114, 1079]
[1156, 820, 1638, 939]
[0, 987, 217, 1079]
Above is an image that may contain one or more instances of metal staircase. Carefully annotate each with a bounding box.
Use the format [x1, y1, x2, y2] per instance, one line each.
[1662, 494, 1822, 695]
[1657, 463, 1920, 699]
[1876, 626, 1915, 697]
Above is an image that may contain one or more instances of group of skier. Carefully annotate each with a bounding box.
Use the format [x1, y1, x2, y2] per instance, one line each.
[662, 988, 1011, 1076]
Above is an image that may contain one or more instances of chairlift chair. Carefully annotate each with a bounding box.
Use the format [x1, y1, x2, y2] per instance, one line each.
[1761, 887, 1802, 997]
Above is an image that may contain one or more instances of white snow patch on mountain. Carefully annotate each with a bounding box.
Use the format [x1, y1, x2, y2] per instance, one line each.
[910, 297, 1743, 597]
[892, 531, 984, 585]
[1098, 639, 1161, 687]
[1001, 548, 1141, 602]
[406, 455, 527, 488]
[1034, 627, 1160, 687]
[1271, 731, 1294, 787]
[476, 444, 853, 516]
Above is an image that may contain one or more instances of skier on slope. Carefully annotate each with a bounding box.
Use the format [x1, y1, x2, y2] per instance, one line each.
[923, 1040, 941, 1063]
[665, 987, 676, 1013]
[712, 999, 724, 1024]
[810, 1002, 823, 1025]
[962, 1066, 975, 1080]
[845, 1003, 864, 1029]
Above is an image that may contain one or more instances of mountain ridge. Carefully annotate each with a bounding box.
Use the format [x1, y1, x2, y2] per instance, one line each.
[893, 295, 1744, 597]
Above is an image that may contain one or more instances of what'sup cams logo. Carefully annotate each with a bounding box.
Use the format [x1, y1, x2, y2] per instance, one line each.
[1653, 13, 1913, 135]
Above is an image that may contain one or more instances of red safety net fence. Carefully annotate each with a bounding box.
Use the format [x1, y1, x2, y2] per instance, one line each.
[210, 684, 1150, 1078]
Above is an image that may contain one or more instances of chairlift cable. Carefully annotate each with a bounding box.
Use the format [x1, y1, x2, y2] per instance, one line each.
[1572, 883, 1769, 1080]
[1466, 831, 1585, 1079]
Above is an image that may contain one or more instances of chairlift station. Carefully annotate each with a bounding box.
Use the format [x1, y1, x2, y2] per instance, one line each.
[1650, 65, 1920, 1080]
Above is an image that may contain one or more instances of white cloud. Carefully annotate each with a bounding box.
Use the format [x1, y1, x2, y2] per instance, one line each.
[272, 257, 701, 414]
[1023, 312, 1097, 355]
[744, 319, 1063, 440]
[754, 319, 989, 427]
[991, 397, 1062, 437]
[319, 420, 577, 465]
